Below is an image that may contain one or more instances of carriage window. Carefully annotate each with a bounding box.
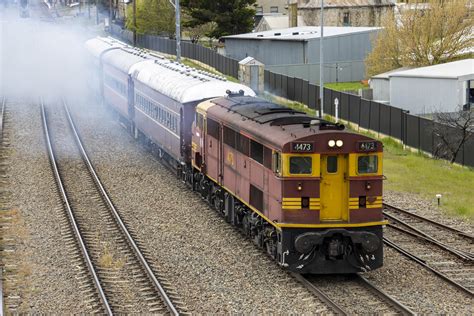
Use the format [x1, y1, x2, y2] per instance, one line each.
[358, 156, 378, 174]
[327, 156, 338, 173]
[207, 118, 220, 139]
[263, 146, 272, 169]
[236, 133, 250, 155]
[196, 113, 204, 130]
[250, 140, 263, 164]
[224, 126, 236, 148]
[290, 156, 312, 174]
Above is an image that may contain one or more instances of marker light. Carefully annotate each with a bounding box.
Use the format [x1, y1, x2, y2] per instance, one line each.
[196, 131, 200, 137]
[336, 140, 344, 147]
[328, 140, 336, 147]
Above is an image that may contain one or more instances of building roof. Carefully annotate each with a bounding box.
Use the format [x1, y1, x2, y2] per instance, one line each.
[254, 15, 307, 32]
[371, 67, 412, 80]
[224, 26, 380, 42]
[388, 59, 474, 80]
[298, 0, 395, 9]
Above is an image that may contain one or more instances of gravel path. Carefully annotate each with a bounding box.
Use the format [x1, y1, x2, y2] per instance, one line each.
[1, 99, 92, 313]
[70, 99, 332, 314]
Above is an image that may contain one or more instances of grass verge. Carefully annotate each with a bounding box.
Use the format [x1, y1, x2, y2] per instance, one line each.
[325, 81, 369, 92]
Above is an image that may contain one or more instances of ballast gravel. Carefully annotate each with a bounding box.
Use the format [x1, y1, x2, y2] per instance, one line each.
[70, 100, 330, 314]
[2, 99, 91, 313]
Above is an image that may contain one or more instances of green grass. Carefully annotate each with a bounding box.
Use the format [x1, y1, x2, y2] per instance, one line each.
[181, 58, 239, 83]
[325, 81, 369, 92]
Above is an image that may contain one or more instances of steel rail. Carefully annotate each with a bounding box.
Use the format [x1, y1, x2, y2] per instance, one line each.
[40, 100, 113, 315]
[291, 273, 348, 315]
[383, 237, 473, 296]
[383, 203, 474, 240]
[63, 101, 180, 316]
[0, 96, 6, 316]
[355, 274, 414, 315]
[386, 222, 473, 262]
[383, 205, 474, 261]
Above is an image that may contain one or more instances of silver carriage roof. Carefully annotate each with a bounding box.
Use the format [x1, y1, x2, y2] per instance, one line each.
[130, 59, 255, 103]
[86, 36, 255, 103]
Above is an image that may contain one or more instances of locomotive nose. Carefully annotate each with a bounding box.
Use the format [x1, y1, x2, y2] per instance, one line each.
[294, 229, 381, 254]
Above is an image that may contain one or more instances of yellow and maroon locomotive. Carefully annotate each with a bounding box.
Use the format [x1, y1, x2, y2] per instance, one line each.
[191, 94, 386, 273]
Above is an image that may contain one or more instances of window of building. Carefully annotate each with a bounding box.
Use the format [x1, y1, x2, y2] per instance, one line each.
[270, 6, 278, 13]
[290, 156, 312, 174]
[358, 155, 378, 174]
[343, 12, 350, 26]
[256, 6, 263, 14]
[250, 140, 263, 164]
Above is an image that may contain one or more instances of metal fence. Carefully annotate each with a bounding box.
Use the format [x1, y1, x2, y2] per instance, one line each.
[110, 25, 474, 168]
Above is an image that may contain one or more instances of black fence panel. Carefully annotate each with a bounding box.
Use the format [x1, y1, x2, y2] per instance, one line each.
[359, 99, 371, 129]
[294, 78, 303, 103]
[379, 103, 391, 135]
[337, 92, 348, 121]
[349, 94, 360, 125]
[464, 137, 474, 167]
[281, 75, 288, 99]
[269, 72, 276, 92]
[275, 73, 283, 96]
[302, 80, 309, 106]
[390, 107, 403, 140]
[419, 117, 433, 154]
[287, 77, 295, 101]
[405, 114, 420, 149]
[264, 70, 270, 91]
[308, 84, 317, 110]
[369, 101, 380, 132]
[323, 88, 332, 116]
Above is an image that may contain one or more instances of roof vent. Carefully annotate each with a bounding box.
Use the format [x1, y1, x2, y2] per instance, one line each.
[257, 34, 263, 37]
[292, 32, 299, 35]
[274, 32, 281, 36]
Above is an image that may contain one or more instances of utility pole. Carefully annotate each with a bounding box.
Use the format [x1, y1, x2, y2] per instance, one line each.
[133, 0, 136, 45]
[109, 0, 112, 27]
[319, 0, 324, 118]
[168, 0, 181, 62]
[88, 0, 90, 19]
[95, 0, 99, 24]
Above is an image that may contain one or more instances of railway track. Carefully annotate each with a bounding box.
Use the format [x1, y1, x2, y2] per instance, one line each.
[0, 96, 6, 316]
[41, 99, 182, 314]
[383, 204, 474, 296]
[293, 272, 414, 315]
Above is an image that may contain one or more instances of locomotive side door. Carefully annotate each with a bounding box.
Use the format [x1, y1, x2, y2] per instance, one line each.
[320, 154, 348, 221]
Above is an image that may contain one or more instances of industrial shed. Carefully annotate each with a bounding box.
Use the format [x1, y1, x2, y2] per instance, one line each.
[386, 59, 474, 114]
[222, 26, 380, 84]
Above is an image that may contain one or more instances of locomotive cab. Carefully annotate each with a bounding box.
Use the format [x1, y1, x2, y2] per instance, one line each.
[191, 95, 386, 274]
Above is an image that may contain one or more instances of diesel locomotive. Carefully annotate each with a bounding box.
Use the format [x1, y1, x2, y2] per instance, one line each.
[86, 37, 387, 274]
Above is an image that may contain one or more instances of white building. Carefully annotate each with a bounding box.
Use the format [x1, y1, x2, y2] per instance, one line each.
[370, 59, 474, 114]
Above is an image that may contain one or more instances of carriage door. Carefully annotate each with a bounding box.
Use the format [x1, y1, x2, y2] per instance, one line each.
[320, 155, 348, 221]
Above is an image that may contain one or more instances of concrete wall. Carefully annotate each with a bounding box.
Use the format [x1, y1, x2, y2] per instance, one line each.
[298, 6, 393, 27]
[390, 77, 461, 114]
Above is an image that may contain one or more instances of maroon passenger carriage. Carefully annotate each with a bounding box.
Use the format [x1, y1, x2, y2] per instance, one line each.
[85, 37, 387, 274]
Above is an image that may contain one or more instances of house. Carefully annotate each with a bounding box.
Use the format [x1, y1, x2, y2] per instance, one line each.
[255, 15, 307, 32]
[222, 26, 380, 84]
[370, 59, 474, 114]
[297, 0, 396, 27]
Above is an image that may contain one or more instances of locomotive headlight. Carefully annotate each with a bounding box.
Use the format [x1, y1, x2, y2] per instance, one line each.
[336, 140, 344, 147]
[328, 140, 336, 147]
[196, 131, 200, 137]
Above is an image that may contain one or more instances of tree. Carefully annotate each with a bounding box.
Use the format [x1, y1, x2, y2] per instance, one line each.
[180, 0, 257, 39]
[126, 0, 175, 36]
[433, 108, 474, 164]
[185, 21, 217, 43]
[366, 0, 473, 77]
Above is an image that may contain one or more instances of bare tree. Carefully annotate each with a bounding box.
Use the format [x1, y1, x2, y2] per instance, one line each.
[366, 0, 473, 77]
[433, 107, 474, 164]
